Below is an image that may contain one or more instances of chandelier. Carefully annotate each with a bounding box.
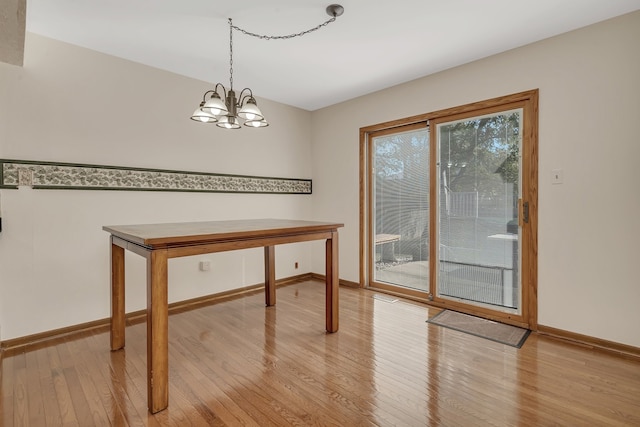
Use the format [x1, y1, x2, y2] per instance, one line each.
[190, 4, 344, 129]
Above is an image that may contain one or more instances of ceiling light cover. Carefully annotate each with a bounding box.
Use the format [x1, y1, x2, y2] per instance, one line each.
[190, 102, 218, 123]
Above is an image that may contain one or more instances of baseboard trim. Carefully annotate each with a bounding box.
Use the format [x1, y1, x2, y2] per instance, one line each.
[537, 324, 640, 360]
[0, 273, 314, 354]
[310, 272, 360, 288]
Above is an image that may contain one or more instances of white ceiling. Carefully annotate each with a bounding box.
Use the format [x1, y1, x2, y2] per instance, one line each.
[25, 0, 640, 111]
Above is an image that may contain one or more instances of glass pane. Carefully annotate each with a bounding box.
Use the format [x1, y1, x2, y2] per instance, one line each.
[373, 127, 429, 291]
[437, 109, 522, 311]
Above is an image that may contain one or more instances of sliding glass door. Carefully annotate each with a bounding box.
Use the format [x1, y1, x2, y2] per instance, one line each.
[436, 110, 522, 312]
[362, 90, 538, 328]
[372, 124, 430, 294]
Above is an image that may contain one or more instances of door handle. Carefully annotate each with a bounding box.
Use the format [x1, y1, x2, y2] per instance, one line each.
[518, 199, 529, 226]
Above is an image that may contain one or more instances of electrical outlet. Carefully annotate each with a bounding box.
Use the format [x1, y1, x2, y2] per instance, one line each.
[199, 261, 211, 271]
[295, 262, 299, 269]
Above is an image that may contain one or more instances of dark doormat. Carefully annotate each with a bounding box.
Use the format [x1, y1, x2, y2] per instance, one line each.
[427, 310, 530, 348]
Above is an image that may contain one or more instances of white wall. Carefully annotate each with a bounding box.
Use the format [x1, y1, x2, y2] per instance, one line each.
[311, 11, 640, 347]
[3, 12, 640, 349]
[0, 34, 313, 340]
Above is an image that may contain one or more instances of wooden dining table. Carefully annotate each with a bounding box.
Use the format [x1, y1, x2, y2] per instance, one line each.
[103, 218, 343, 413]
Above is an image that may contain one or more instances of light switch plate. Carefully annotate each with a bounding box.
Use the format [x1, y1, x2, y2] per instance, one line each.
[551, 169, 564, 185]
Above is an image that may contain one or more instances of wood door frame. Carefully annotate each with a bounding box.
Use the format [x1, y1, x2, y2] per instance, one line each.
[360, 90, 538, 330]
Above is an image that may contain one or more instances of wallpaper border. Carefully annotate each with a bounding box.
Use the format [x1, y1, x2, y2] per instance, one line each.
[0, 159, 312, 194]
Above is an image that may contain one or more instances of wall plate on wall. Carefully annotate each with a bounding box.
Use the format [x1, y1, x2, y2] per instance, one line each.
[551, 168, 564, 185]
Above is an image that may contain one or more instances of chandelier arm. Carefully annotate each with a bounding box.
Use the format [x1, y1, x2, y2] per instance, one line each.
[201, 89, 216, 102]
[238, 88, 254, 105]
[214, 83, 227, 99]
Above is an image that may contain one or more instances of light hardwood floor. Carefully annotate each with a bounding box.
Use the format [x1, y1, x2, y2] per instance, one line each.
[1, 280, 639, 426]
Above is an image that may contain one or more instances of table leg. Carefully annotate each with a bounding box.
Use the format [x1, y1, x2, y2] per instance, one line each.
[110, 239, 125, 350]
[147, 249, 169, 413]
[264, 246, 276, 306]
[325, 231, 339, 333]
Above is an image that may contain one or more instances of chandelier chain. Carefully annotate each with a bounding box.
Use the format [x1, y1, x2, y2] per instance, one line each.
[229, 18, 234, 90]
[230, 16, 337, 40]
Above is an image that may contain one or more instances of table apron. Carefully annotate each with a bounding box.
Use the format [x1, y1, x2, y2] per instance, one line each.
[112, 236, 153, 259]
[114, 230, 336, 259]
